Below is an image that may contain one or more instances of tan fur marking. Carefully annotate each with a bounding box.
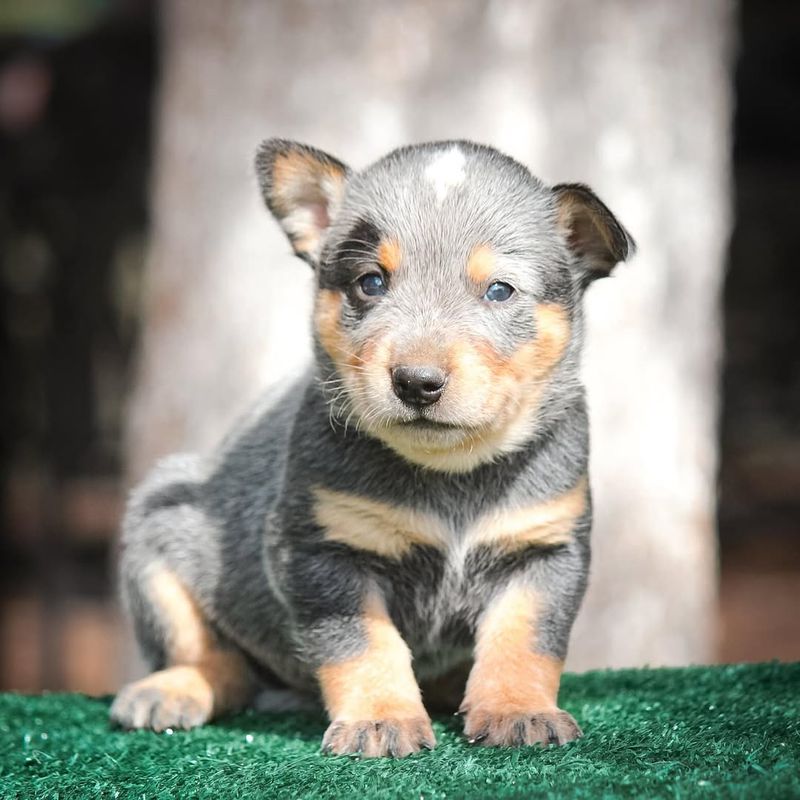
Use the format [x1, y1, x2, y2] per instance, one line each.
[119, 665, 214, 721]
[148, 568, 212, 664]
[314, 293, 571, 474]
[313, 294, 399, 439]
[470, 477, 588, 551]
[146, 567, 252, 713]
[314, 289, 347, 363]
[521, 303, 572, 377]
[313, 488, 446, 558]
[463, 585, 562, 715]
[317, 593, 426, 721]
[270, 151, 347, 257]
[382, 303, 570, 472]
[466, 243, 496, 283]
[377, 238, 402, 273]
[271, 151, 345, 214]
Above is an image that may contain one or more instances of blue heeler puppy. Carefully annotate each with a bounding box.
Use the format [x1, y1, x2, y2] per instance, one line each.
[111, 139, 635, 758]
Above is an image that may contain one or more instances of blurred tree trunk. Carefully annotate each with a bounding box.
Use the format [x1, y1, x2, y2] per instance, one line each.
[127, 0, 733, 668]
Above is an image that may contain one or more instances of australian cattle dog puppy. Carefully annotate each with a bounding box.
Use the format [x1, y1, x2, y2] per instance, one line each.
[111, 139, 635, 758]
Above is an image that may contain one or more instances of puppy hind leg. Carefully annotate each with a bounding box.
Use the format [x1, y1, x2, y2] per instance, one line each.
[111, 565, 254, 731]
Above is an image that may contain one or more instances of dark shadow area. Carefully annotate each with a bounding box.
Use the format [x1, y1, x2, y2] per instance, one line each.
[0, 0, 156, 690]
[718, 0, 800, 662]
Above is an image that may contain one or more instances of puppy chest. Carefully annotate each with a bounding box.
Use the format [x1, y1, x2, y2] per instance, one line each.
[309, 483, 587, 667]
[311, 482, 586, 564]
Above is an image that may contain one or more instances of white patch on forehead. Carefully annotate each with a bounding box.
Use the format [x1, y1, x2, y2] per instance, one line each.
[424, 147, 466, 204]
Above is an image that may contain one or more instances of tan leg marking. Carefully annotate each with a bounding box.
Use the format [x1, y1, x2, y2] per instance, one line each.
[466, 243, 495, 284]
[313, 487, 446, 558]
[377, 237, 402, 273]
[318, 592, 434, 757]
[469, 476, 588, 552]
[110, 568, 253, 731]
[462, 585, 582, 747]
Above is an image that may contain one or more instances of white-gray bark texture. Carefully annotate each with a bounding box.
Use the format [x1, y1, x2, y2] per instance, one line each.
[127, 0, 733, 669]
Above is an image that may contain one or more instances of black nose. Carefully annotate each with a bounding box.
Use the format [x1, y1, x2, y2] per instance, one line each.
[391, 365, 447, 406]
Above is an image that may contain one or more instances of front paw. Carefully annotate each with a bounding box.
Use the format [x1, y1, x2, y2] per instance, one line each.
[322, 717, 436, 758]
[463, 707, 582, 747]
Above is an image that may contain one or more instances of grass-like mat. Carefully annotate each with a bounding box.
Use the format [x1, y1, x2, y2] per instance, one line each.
[1, 663, 798, 799]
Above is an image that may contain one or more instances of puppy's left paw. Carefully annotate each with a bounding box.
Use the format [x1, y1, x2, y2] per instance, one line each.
[322, 717, 436, 758]
[463, 708, 582, 747]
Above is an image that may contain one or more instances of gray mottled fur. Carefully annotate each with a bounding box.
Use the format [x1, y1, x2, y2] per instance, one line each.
[117, 140, 633, 709]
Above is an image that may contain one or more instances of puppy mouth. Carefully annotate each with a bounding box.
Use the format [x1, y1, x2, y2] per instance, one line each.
[398, 417, 462, 431]
[387, 411, 481, 445]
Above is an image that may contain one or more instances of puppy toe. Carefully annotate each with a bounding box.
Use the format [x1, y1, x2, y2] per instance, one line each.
[322, 717, 436, 758]
[110, 669, 213, 732]
[464, 708, 582, 748]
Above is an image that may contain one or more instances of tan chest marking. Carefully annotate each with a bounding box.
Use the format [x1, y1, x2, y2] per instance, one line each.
[313, 488, 447, 559]
[468, 477, 588, 552]
[314, 479, 586, 560]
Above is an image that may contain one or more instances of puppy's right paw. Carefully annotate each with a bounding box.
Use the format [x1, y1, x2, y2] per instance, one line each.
[110, 666, 214, 732]
[322, 717, 436, 758]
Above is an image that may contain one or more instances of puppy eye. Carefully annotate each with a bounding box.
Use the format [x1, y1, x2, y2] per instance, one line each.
[358, 272, 388, 297]
[483, 281, 515, 302]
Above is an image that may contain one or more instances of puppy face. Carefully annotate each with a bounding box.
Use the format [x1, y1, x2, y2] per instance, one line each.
[257, 140, 634, 472]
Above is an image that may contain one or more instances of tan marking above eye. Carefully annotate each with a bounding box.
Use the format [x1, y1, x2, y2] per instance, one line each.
[313, 487, 447, 559]
[466, 243, 496, 284]
[377, 238, 402, 273]
[467, 476, 588, 552]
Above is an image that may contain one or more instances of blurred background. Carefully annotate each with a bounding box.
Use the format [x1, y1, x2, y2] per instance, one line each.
[0, 0, 798, 694]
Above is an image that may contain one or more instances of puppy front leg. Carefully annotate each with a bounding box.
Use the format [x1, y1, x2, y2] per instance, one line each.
[316, 592, 434, 758]
[461, 583, 582, 748]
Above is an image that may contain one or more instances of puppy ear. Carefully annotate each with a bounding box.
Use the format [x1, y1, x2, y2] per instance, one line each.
[255, 139, 350, 266]
[553, 183, 636, 282]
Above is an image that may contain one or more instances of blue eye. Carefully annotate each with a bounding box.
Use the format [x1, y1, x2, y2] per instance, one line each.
[358, 272, 388, 297]
[483, 281, 515, 302]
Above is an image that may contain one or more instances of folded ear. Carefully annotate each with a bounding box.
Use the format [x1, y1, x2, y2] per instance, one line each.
[553, 183, 636, 282]
[255, 139, 350, 266]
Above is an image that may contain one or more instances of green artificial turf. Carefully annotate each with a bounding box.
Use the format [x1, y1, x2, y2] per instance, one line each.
[1, 663, 798, 800]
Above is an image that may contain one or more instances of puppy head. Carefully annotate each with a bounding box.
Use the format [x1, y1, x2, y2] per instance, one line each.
[257, 139, 634, 472]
